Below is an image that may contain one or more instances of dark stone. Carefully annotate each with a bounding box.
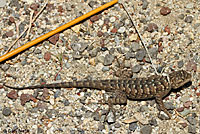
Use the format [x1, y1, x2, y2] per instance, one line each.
[149, 118, 158, 126]
[136, 49, 146, 61]
[129, 122, 138, 132]
[188, 125, 196, 134]
[132, 64, 142, 73]
[104, 54, 115, 66]
[2, 107, 12, 116]
[147, 23, 158, 32]
[187, 116, 197, 125]
[185, 16, 193, 23]
[160, 7, 171, 16]
[140, 125, 152, 134]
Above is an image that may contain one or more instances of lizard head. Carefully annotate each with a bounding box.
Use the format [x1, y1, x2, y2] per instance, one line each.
[169, 70, 192, 89]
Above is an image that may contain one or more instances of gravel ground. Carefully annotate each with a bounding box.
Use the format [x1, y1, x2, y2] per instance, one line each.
[0, 0, 200, 133]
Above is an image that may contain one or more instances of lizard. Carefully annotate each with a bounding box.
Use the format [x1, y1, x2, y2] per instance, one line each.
[3, 70, 192, 119]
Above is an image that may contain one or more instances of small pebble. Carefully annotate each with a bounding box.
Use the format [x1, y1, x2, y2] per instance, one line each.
[2, 107, 12, 116]
[140, 105, 148, 112]
[97, 31, 103, 37]
[7, 90, 18, 99]
[164, 102, 175, 110]
[125, 51, 135, 59]
[158, 111, 170, 120]
[97, 56, 104, 63]
[179, 122, 188, 128]
[149, 118, 157, 126]
[176, 107, 184, 112]
[44, 52, 51, 61]
[37, 127, 44, 133]
[178, 60, 184, 68]
[63, 99, 70, 106]
[103, 54, 115, 66]
[65, 62, 71, 69]
[72, 52, 82, 60]
[114, 123, 121, 128]
[106, 110, 115, 123]
[186, 116, 197, 125]
[90, 15, 99, 22]
[136, 49, 146, 61]
[110, 16, 116, 23]
[132, 64, 142, 73]
[5, 30, 14, 37]
[185, 16, 193, 23]
[0, 0, 7, 7]
[180, 109, 191, 117]
[188, 125, 196, 134]
[129, 122, 138, 132]
[118, 26, 126, 33]
[111, 28, 118, 33]
[1, 63, 10, 71]
[102, 66, 109, 72]
[20, 94, 35, 105]
[164, 25, 170, 34]
[147, 23, 158, 32]
[54, 90, 61, 98]
[89, 49, 98, 57]
[93, 113, 100, 121]
[101, 47, 108, 51]
[140, 125, 152, 134]
[142, 0, 148, 9]
[186, 3, 194, 9]
[183, 101, 192, 108]
[129, 33, 138, 41]
[178, 14, 185, 19]
[88, 1, 98, 8]
[160, 7, 171, 16]
[48, 33, 59, 45]
[148, 47, 158, 59]
[30, 3, 39, 11]
[131, 42, 141, 52]
[9, 16, 15, 23]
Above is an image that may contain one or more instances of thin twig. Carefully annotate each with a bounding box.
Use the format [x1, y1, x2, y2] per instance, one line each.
[120, 3, 158, 75]
[32, 0, 49, 22]
[26, 10, 34, 38]
[5, 0, 49, 54]
[5, 27, 29, 54]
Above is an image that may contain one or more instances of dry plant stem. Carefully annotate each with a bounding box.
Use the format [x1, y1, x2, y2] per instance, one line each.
[5, 0, 49, 54]
[26, 10, 34, 38]
[5, 27, 29, 54]
[31, 0, 49, 23]
[119, 3, 158, 75]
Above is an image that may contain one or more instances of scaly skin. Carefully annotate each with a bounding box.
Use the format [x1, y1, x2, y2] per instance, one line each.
[4, 70, 192, 119]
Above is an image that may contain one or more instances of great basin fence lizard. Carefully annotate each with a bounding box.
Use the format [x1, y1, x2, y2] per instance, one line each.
[4, 70, 191, 119]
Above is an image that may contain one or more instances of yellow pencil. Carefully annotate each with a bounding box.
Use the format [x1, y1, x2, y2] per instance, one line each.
[0, 0, 118, 63]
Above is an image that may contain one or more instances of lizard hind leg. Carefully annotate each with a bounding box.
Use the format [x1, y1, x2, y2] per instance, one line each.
[105, 90, 128, 105]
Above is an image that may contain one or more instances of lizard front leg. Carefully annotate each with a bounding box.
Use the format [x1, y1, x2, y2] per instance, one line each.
[155, 94, 171, 119]
[111, 56, 133, 78]
[102, 90, 127, 122]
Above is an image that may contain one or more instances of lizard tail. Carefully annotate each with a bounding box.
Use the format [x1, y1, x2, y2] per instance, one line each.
[3, 80, 103, 90]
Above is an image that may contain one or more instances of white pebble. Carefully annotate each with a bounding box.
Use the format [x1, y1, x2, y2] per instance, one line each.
[110, 16, 116, 23]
